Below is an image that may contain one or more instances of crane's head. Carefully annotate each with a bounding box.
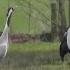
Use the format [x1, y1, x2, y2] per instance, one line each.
[7, 7, 14, 17]
[6, 7, 14, 26]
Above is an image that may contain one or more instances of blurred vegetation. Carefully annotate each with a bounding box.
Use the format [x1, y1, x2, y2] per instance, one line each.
[0, 0, 70, 70]
[0, 0, 69, 41]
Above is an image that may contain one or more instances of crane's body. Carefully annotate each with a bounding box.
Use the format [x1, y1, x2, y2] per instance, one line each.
[60, 27, 70, 62]
[0, 23, 9, 58]
[67, 28, 70, 49]
[0, 7, 14, 59]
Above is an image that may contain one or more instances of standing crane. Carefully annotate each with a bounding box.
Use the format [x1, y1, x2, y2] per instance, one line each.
[0, 7, 14, 60]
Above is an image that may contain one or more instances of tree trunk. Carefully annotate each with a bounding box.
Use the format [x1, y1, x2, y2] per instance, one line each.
[51, 3, 57, 40]
[58, 0, 67, 41]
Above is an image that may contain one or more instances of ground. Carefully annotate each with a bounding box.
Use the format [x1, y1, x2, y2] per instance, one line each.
[0, 42, 70, 70]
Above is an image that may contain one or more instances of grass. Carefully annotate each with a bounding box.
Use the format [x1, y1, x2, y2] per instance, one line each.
[0, 42, 70, 70]
[9, 42, 59, 52]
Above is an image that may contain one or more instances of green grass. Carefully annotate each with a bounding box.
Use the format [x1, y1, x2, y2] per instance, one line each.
[0, 42, 60, 69]
[9, 42, 59, 53]
[0, 42, 69, 70]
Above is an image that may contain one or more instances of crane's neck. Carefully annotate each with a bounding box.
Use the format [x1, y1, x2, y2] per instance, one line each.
[0, 8, 14, 44]
[0, 7, 13, 45]
[6, 8, 13, 27]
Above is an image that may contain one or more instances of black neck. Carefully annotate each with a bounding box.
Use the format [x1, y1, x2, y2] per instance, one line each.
[6, 7, 13, 27]
[7, 13, 12, 27]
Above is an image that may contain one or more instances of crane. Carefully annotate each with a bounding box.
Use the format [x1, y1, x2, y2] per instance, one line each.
[0, 7, 14, 60]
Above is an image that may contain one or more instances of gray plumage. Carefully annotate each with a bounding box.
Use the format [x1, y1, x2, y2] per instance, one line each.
[0, 7, 14, 60]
